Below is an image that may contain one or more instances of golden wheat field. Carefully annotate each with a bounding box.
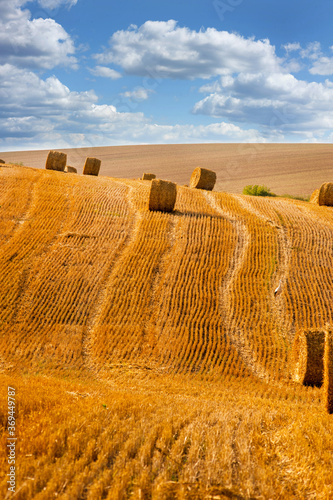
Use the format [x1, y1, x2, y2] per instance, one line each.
[1, 155, 333, 499]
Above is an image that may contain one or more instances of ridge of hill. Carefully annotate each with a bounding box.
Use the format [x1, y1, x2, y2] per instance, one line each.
[1, 142, 332, 196]
[0, 163, 333, 499]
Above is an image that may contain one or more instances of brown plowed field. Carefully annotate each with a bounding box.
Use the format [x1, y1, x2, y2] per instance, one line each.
[1, 143, 332, 196]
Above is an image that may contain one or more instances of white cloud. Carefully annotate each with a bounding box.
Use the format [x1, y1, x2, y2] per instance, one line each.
[89, 66, 122, 79]
[193, 72, 333, 136]
[310, 57, 333, 75]
[0, 0, 77, 69]
[283, 42, 301, 54]
[37, 0, 78, 9]
[0, 63, 270, 149]
[120, 88, 154, 101]
[300, 41, 322, 60]
[95, 20, 281, 80]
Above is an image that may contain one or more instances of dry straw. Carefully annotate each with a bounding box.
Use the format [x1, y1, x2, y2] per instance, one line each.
[290, 329, 325, 386]
[318, 182, 333, 206]
[324, 325, 333, 414]
[142, 173, 156, 180]
[190, 167, 216, 191]
[148, 179, 177, 212]
[45, 151, 67, 172]
[83, 157, 101, 176]
[310, 189, 319, 204]
[65, 166, 77, 174]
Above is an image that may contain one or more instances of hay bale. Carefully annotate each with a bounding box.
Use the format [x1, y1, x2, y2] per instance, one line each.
[318, 182, 333, 206]
[0, 159, 5, 164]
[142, 173, 156, 181]
[324, 326, 333, 414]
[45, 151, 67, 171]
[310, 189, 319, 204]
[290, 329, 325, 386]
[148, 179, 177, 212]
[190, 167, 216, 191]
[83, 157, 101, 176]
[65, 165, 77, 174]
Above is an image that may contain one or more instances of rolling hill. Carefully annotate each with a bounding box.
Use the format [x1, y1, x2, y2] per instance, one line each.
[1, 142, 333, 197]
[0, 160, 333, 499]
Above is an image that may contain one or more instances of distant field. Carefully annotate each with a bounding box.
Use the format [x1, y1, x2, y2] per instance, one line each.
[1, 163, 333, 499]
[1, 143, 332, 196]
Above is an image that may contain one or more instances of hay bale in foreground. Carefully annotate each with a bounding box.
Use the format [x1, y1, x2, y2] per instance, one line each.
[148, 179, 177, 212]
[142, 173, 156, 181]
[190, 167, 216, 191]
[318, 182, 333, 206]
[65, 165, 77, 174]
[324, 326, 333, 414]
[45, 151, 66, 171]
[310, 189, 319, 204]
[83, 157, 101, 176]
[290, 329, 325, 386]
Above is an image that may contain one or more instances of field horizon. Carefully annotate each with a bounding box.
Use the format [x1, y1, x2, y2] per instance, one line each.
[1, 143, 332, 197]
[1, 159, 333, 499]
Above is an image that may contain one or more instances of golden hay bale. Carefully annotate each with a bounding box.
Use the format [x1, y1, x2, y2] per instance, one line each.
[310, 189, 319, 204]
[324, 326, 333, 414]
[290, 329, 325, 386]
[45, 151, 67, 171]
[142, 173, 156, 181]
[65, 165, 77, 174]
[148, 179, 177, 212]
[83, 157, 101, 176]
[190, 167, 216, 191]
[318, 182, 333, 206]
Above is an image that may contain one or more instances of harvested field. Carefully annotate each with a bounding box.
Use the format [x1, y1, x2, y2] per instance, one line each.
[1, 143, 333, 196]
[1, 160, 333, 499]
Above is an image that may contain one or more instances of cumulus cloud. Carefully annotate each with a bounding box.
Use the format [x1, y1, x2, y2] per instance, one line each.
[94, 20, 281, 80]
[193, 71, 333, 136]
[0, 0, 77, 69]
[120, 88, 154, 101]
[282, 42, 301, 54]
[310, 57, 333, 75]
[0, 63, 270, 149]
[89, 66, 122, 79]
[282, 41, 333, 75]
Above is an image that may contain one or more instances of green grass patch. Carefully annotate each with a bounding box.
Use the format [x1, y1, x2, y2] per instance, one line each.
[243, 185, 276, 197]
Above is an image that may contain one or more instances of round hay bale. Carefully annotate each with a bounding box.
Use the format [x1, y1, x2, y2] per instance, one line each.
[290, 329, 325, 386]
[324, 326, 333, 414]
[142, 173, 156, 181]
[190, 167, 216, 191]
[45, 151, 67, 171]
[65, 165, 77, 174]
[148, 179, 177, 213]
[83, 157, 101, 176]
[318, 182, 333, 206]
[310, 189, 319, 204]
[0, 159, 5, 164]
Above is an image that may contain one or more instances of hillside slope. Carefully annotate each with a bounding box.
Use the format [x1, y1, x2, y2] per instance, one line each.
[1, 142, 333, 196]
[1, 164, 333, 499]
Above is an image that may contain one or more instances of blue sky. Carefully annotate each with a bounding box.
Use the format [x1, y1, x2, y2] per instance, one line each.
[1, 0, 333, 151]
